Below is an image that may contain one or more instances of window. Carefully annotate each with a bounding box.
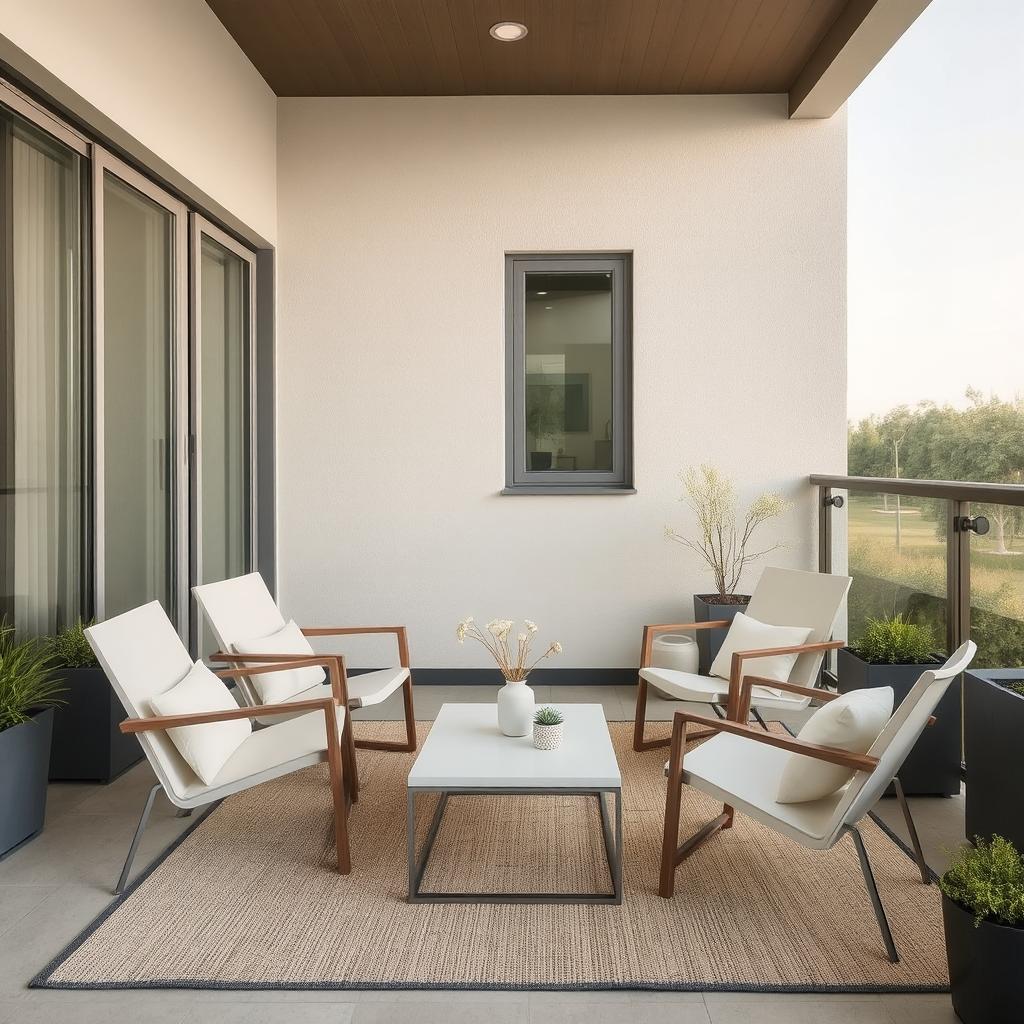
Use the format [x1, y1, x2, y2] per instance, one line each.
[504, 253, 632, 493]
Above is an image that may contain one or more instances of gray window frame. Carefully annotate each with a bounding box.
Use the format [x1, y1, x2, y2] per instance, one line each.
[504, 252, 633, 494]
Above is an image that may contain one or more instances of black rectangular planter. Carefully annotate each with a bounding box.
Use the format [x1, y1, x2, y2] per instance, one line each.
[837, 648, 960, 796]
[0, 707, 54, 858]
[964, 669, 1024, 851]
[48, 666, 142, 783]
[693, 594, 749, 675]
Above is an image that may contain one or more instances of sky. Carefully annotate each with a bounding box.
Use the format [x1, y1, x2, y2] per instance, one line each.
[847, 0, 1024, 423]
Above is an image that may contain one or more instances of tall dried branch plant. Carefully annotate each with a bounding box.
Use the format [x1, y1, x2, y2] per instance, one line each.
[666, 465, 791, 598]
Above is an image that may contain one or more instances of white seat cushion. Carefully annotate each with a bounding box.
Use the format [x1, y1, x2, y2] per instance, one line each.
[149, 661, 252, 786]
[640, 667, 810, 711]
[675, 731, 847, 847]
[233, 620, 327, 704]
[776, 687, 893, 804]
[279, 667, 410, 712]
[177, 704, 346, 803]
[709, 613, 812, 691]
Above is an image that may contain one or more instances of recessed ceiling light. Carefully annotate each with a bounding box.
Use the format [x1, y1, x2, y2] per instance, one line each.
[544, 305, 553, 310]
[536, 291, 548, 295]
[490, 21, 528, 42]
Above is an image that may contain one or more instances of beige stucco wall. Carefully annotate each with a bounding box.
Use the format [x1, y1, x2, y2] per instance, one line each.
[276, 94, 847, 669]
[0, 0, 277, 242]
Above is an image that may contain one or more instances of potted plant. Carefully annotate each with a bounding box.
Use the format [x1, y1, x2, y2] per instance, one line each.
[47, 620, 142, 783]
[533, 706, 564, 750]
[666, 465, 790, 673]
[837, 615, 958, 796]
[0, 623, 64, 857]
[456, 617, 562, 737]
[940, 835, 1024, 1023]
[964, 668, 1024, 852]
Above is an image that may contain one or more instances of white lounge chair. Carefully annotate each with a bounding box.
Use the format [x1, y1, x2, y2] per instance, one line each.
[193, 573, 416, 771]
[634, 567, 853, 750]
[658, 640, 976, 962]
[86, 601, 354, 894]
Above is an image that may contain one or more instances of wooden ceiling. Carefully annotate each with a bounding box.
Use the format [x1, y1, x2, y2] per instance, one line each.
[205, 0, 854, 98]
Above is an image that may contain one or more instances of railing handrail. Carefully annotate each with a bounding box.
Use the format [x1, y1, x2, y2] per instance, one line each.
[810, 474, 1024, 507]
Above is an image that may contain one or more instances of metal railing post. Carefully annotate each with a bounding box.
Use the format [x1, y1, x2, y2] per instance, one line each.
[818, 486, 832, 574]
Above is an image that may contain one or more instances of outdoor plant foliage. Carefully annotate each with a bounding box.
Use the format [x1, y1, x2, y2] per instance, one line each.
[940, 836, 1024, 928]
[533, 706, 564, 726]
[854, 614, 935, 664]
[666, 465, 790, 598]
[49, 619, 97, 668]
[0, 623, 64, 731]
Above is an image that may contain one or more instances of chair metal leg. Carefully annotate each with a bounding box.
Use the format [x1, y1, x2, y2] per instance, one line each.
[751, 707, 770, 731]
[115, 783, 161, 896]
[175, 807, 193, 818]
[893, 776, 930, 884]
[847, 824, 900, 963]
[711, 703, 727, 719]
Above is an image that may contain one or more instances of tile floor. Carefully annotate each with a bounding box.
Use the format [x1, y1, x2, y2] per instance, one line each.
[0, 685, 962, 1023]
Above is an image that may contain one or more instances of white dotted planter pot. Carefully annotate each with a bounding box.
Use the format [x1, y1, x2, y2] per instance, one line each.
[533, 722, 563, 750]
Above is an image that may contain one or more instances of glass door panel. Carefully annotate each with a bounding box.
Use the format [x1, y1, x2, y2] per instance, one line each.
[0, 107, 85, 635]
[95, 153, 187, 630]
[192, 217, 254, 658]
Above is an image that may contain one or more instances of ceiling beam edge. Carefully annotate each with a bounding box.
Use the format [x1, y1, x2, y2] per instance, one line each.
[787, 0, 931, 119]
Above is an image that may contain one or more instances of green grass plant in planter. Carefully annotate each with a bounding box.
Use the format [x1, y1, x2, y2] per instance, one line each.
[46, 620, 143, 783]
[940, 836, 1024, 1024]
[0, 623, 63, 856]
[853, 614, 934, 665]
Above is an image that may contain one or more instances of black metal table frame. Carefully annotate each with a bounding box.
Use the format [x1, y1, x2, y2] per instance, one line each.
[406, 786, 623, 904]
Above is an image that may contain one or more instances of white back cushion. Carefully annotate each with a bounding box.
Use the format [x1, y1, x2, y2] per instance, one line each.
[86, 602, 203, 800]
[746, 568, 852, 686]
[709, 613, 812, 689]
[776, 687, 893, 804]
[233, 620, 325, 703]
[192, 573, 287, 653]
[150, 661, 251, 785]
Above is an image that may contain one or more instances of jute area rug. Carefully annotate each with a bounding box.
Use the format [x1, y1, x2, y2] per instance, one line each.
[34, 721, 948, 992]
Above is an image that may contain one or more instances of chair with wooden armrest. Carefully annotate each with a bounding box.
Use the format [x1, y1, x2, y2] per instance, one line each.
[658, 640, 976, 963]
[85, 602, 354, 895]
[193, 572, 416, 753]
[634, 567, 853, 751]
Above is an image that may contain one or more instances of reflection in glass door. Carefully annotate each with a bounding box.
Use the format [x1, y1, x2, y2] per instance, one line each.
[191, 216, 255, 657]
[94, 152, 187, 631]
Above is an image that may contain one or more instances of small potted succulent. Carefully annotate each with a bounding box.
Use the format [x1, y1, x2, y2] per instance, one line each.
[532, 706, 564, 750]
[666, 465, 790, 673]
[837, 615, 957, 795]
[964, 669, 1024, 852]
[0, 623, 64, 857]
[940, 835, 1024, 1023]
[47, 620, 142, 782]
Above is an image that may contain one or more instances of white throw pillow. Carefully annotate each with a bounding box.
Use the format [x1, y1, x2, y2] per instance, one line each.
[775, 686, 894, 804]
[709, 613, 813, 691]
[233, 620, 326, 704]
[150, 661, 251, 786]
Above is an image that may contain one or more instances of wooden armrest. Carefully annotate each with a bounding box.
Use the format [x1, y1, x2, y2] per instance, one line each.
[120, 695, 336, 734]
[669, 709, 879, 773]
[742, 675, 839, 702]
[299, 625, 411, 668]
[726, 640, 845, 719]
[639, 621, 731, 668]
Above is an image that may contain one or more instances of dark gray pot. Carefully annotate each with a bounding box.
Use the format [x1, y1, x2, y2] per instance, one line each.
[943, 892, 1024, 1024]
[837, 648, 959, 796]
[0, 707, 54, 858]
[48, 666, 142, 783]
[693, 594, 749, 675]
[964, 670, 1024, 851]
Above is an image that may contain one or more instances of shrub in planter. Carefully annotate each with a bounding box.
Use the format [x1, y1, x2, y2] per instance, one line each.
[940, 836, 1024, 1024]
[837, 615, 958, 796]
[47, 620, 142, 783]
[0, 624, 64, 857]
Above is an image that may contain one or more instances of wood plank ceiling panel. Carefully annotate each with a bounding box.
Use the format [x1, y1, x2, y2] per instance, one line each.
[206, 0, 852, 97]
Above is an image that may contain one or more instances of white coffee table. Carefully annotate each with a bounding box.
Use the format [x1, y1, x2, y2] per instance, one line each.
[406, 702, 623, 904]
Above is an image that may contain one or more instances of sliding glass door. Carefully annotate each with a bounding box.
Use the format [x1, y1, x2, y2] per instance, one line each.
[0, 101, 86, 635]
[93, 151, 188, 632]
[191, 215, 255, 656]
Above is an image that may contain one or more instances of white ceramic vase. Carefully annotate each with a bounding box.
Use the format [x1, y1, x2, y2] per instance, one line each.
[497, 679, 535, 737]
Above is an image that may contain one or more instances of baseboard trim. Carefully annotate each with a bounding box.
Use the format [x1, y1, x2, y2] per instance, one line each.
[349, 668, 637, 686]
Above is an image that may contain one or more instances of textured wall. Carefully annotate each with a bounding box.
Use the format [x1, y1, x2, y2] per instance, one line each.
[276, 94, 847, 669]
[0, 0, 277, 242]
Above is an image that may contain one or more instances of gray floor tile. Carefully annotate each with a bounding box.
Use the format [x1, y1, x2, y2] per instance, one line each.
[353, 1001, 527, 1023]
[881, 994, 958, 1023]
[704, 994, 892, 1024]
[529, 997, 710, 1023]
[0, 885, 57, 937]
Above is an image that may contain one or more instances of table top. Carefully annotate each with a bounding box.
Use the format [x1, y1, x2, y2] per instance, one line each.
[407, 703, 621, 789]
